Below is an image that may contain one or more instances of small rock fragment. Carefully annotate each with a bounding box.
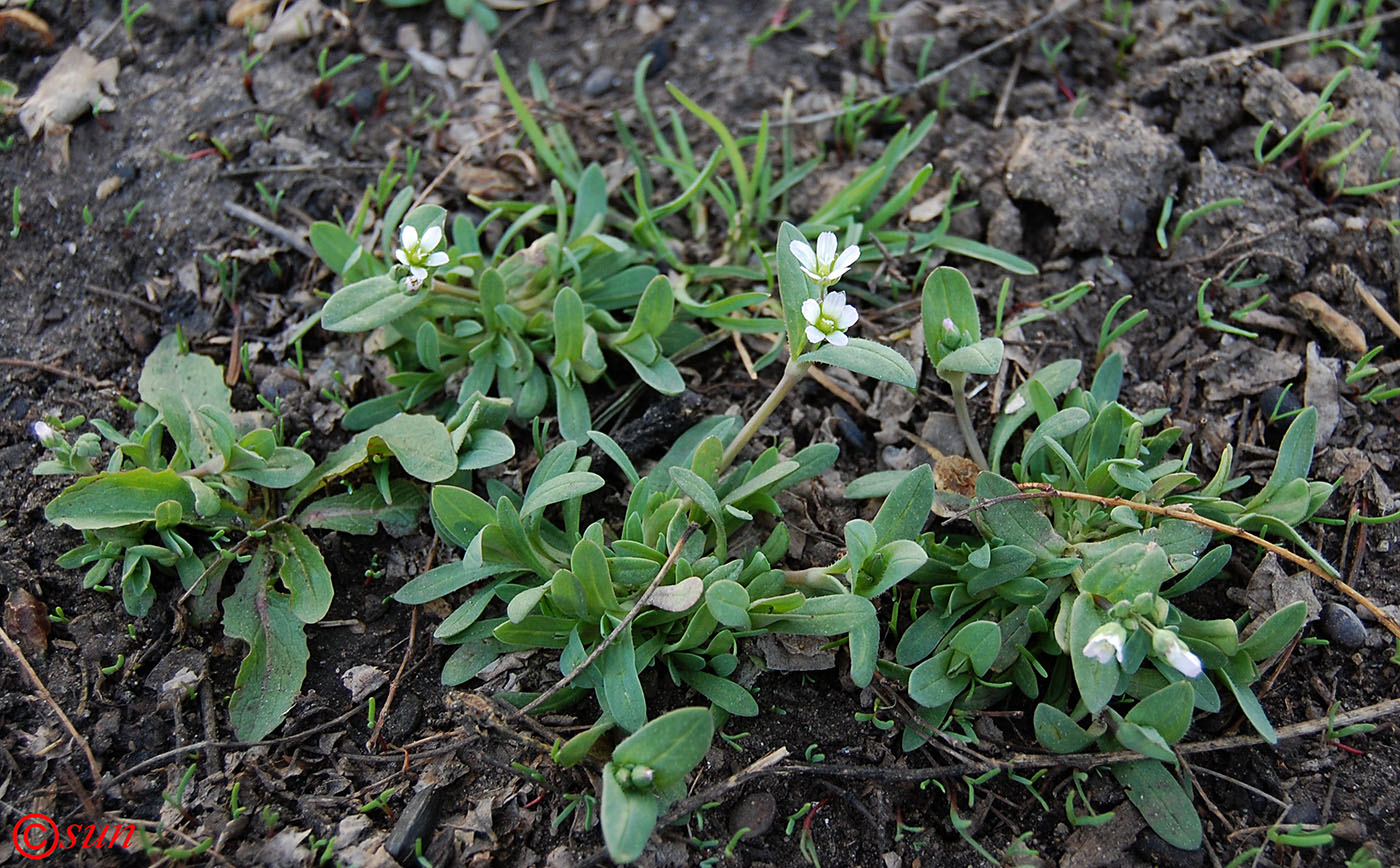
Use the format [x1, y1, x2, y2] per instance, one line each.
[583, 65, 617, 97]
[1321, 602, 1366, 649]
[19, 45, 119, 139]
[729, 792, 776, 839]
[635, 3, 664, 35]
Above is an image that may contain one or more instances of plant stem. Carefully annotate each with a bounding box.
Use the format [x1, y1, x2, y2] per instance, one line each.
[719, 359, 811, 473]
[947, 372, 989, 471]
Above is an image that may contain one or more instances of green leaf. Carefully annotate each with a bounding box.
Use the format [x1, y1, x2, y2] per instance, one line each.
[854, 539, 926, 598]
[553, 287, 585, 362]
[224, 546, 309, 741]
[321, 274, 426, 332]
[300, 480, 425, 536]
[705, 580, 751, 629]
[1219, 659, 1277, 743]
[138, 334, 233, 467]
[227, 446, 315, 489]
[921, 266, 981, 365]
[797, 338, 918, 389]
[430, 484, 496, 549]
[987, 358, 1081, 470]
[1033, 703, 1097, 753]
[679, 670, 758, 716]
[1110, 761, 1202, 850]
[620, 346, 686, 395]
[602, 626, 647, 732]
[601, 762, 660, 864]
[1113, 718, 1177, 763]
[871, 464, 934, 543]
[777, 222, 814, 355]
[620, 275, 675, 343]
[1079, 542, 1172, 602]
[762, 594, 878, 686]
[271, 525, 333, 623]
[520, 471, 605, 520]
[1245, 406, 1317, 513]
[669, 466, 721, 522]
[612, 706, 714, 789]
[1069, 592, 1119, 713]
[1126, 680, 1194, 744]
[1240, 600, 1308, 662]
[308, 221, 364, 275]
[950, 620, 1001, 677]
[372, 414, 458, 482]
[843, 469, 911, 499]
[395, 560, 495, 605]
[46, 469, 197, 530]
[973, 472, 1067, 559]
[908, 649, 971, 708]
[571, 163, 608, 241]
[937, 337, 1004, 377]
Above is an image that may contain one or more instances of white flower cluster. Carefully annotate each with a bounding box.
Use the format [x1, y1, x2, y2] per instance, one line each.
[790, 231, 860, 346]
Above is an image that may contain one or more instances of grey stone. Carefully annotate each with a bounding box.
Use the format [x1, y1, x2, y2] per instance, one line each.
[1321, 602, 1367, 649]
[583, 66, 617, 97]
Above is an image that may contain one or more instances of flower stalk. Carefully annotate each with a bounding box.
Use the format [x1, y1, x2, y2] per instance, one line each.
[945, 370, 989, 471]
[719, 358, 812, 473]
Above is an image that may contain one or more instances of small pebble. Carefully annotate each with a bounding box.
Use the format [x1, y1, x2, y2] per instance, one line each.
[729, 791, 776, 839]
[583, 65, 617, 97]
[1321, 602, 1367, 649]
[385, 784, 440, 866]
[380, 692, 423, 744]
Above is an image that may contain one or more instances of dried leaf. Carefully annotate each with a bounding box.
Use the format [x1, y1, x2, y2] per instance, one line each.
[252, 0, 328, 52]
[18, 45, 119, 139]
[3, 587, 50, 657]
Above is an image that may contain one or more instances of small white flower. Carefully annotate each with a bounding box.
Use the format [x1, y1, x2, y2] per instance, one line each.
[789, 231, 860, 287]
[1082, 622, 1128, 665]
[1154, 630, 1203, 678]
[393, 224, 449, 285]
[31, 420, 56, 443]
[802, 290, 859, 347]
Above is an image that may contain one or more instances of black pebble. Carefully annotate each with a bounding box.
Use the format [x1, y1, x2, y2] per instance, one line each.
[380, 692, 423, 745]
[1321, 602, 1367, 649]
[641, 38, 670, 78]
[1133, 829, 1205, 868]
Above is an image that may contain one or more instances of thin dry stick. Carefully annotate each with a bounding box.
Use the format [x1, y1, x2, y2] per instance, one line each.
[222, 200, 314, 259]
[0, 357, 112, 388]
[732, 330, 757, 380]
[520, 523, 700, 716]
[1, 624, 104, 791]
[1346, 269, 1400, 341]
[367, 605, 418, 751]
[956, 484, 1400, 642]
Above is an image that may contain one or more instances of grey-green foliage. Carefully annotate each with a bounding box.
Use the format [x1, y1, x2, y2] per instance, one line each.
[37, 335, 459, 740]
[379, 0, 498, 31]
[396, 424, 867, 727]
[312, 185, 706, 446]
[837, 268, 1336, 849]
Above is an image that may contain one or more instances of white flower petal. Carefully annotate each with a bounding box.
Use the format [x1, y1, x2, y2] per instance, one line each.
[801, 298, 821, 325]
[816, 232, 837, 265]
[805, 325, 827, 344]
[1164, 641, 1203, 678]
[400, 225, 419, 250]
[420, 225, 442, 251]
[821, 291, 847, 319]
[409, 265, 428, 283]
[425, 251, 450, 267]
[800, 266, 823, 284]
[836, 305, 859, 329]
[395, 249, 410, 266]
[827, 330, 849, 347]
[834, 245, 860, 271]
[789, 239, 816, 270]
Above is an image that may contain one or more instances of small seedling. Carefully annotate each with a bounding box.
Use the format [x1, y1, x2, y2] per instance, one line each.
[254, 182, 285, 217]
[120, 0, 151, 41]
[49, 606, 72, 624]
[239, 51, 264, 102]
[100, 654, 125, 676]
[359, 787, 395, 814]
[313, 47, 365, 108]
[253, 113, 275, 140]
[9, 185, 19, 237]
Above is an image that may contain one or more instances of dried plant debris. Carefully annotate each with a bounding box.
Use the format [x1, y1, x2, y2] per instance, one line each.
[18, 45, 118, 139]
